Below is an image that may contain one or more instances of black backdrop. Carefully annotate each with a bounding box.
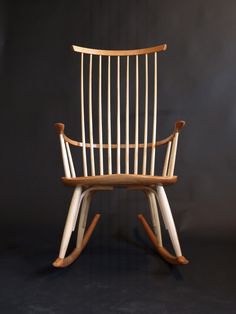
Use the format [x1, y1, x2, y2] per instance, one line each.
[1, 1, 236, 313]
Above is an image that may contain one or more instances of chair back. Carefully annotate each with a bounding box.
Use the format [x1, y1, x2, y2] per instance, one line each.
[67, 44, 168, 177]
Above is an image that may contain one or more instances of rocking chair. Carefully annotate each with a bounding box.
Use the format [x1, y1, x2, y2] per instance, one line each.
[53, 44, 189, 268]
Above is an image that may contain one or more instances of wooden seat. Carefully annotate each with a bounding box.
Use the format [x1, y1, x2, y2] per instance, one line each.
[52, 44, 189, 268]
[62, 174, 177, 187]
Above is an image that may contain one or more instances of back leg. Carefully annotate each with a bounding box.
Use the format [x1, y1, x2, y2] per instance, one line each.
[145, 191, 162, 246]
[136, 186, 188, 265]
[76, 191, 93, 248]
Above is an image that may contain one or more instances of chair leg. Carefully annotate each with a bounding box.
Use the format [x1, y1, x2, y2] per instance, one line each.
[137, 185, 188, 265]
[76, 192, 93, 248]
[53, 186, 82, 262]
[146, 191, 162, 246]
[53, 188, 100, 268]
[156, 184, 185, 258]
[53, 213, 100, 268]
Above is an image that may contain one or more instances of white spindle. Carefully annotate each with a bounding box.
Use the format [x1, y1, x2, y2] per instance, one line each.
[80, 53, 88, 176]
[125, 56, 130, 174]
[134, 55, 139, 174]
[117, 56, 121, 174]
[167, 133, 179, 176]
[150, 52, 157, 175]
[89, 54, 95, 176]
[162, 141, 172, 176]
[107, 56, 112, 174]
[142, 54, 148, 175]
[65, 142, 76, 177]
[59, 134, 71, 178]
[98, 55, 104, 175]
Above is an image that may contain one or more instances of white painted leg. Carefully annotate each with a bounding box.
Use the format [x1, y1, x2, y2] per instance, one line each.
[76, 192, 93, 248]
[58, 185, 82, 259]
[156, 184, 182, 257]
[146, 191, 162, 246]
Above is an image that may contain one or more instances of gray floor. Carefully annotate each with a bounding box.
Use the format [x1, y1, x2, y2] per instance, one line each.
[0, 226, 235, 314]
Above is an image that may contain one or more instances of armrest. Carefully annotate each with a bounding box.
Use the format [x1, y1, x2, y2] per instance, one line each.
[54, 123, 83, 147]
[161, 120, 186, 177]
[156, 120, 186, 146]
[174, 120, 185, 133]
[55, 120, 186, 148]
[54, 122, 65, 134]
[54, 123, 77, 178]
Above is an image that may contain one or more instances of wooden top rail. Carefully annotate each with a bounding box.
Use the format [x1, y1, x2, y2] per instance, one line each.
[72, 44, 167, 56]
[54, 121, 185, 149]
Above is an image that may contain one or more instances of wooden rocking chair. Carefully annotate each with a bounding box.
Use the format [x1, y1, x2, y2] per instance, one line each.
[53, 44, 189, 268]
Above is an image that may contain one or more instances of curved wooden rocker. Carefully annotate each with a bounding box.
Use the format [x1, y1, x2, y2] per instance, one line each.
[127, 186, 188, 265]
[138, 214, 188, 265]
[53, 213, 100, 268]
[52, 43, 189, 268]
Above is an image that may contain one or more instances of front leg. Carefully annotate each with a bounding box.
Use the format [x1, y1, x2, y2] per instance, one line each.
[57, 185, 82, 260]
[156, 184, 183, 257]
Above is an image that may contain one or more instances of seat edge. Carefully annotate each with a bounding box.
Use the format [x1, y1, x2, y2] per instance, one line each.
[61, 174, 178, 187]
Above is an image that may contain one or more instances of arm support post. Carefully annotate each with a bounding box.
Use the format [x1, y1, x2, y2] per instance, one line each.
[55, 123, 71, 178]
[162, 120, 185, 177]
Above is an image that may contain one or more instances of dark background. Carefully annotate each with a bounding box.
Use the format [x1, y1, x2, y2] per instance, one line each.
[1, 0, 236, 313]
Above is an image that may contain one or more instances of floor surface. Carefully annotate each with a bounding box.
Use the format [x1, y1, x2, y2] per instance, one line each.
[0, 227, 235, 314]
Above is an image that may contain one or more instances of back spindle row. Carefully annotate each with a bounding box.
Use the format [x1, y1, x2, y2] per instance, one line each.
[78, 52, 159, 177]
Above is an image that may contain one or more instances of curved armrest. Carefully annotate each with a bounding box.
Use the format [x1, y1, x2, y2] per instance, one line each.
[174, 120, 185, 133]
[55, 123, 65, 134]
[161, 120, 186, 176]
[54, 123, 83, 147]
[55, 122, 79, 178]
[54, 120, 186, 148]
[156, 120, 186, 146]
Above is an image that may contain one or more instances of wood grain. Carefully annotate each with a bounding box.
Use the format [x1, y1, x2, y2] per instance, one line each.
[72, 44, 167, 56]
[61, 174, 177, 187]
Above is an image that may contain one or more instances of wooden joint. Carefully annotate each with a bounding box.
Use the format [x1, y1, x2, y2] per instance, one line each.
[54, 123, 65, 134]
[174, 120, 186, 133]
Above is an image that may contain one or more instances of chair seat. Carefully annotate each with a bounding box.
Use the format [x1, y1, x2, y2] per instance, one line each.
[61, 174, 177, 187]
